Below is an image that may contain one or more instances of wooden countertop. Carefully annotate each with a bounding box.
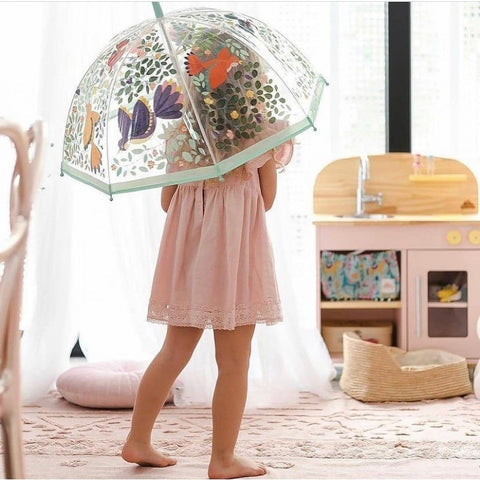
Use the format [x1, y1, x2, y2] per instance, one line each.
[313, 214, 480, 225]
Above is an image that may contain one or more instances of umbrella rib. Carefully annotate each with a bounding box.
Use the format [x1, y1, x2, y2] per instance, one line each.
[156, 16, 220, 175]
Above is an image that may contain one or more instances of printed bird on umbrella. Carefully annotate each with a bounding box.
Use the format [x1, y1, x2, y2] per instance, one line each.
[185, 47, 240, 90]
[82, 103, 102, 174]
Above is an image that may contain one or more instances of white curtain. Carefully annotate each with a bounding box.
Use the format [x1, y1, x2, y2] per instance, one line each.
[1, 1, 336, 406]
[411, 2, 480, 179]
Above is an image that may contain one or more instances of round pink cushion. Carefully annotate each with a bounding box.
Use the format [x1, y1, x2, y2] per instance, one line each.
[56, 360, 171, 409]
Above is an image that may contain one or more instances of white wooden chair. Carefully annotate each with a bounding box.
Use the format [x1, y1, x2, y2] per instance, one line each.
[0, 120, 44, 478]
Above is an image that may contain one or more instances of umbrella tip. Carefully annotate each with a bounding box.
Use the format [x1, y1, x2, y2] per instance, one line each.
[110, 194, 114, 201]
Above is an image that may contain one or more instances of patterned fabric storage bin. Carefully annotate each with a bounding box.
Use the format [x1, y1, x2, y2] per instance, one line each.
[321, 250, 400, 301]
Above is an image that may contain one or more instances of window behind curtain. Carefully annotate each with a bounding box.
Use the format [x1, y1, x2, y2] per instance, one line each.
[412, 2, 480, 177]
[329, 2, 386, 158]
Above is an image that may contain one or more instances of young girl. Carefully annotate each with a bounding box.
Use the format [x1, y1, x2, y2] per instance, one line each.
[121, 26, 294, 476]
[121, 131, 292, 478]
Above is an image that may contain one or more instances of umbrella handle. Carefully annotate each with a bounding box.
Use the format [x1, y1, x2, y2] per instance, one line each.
[152, 2, 163, 18]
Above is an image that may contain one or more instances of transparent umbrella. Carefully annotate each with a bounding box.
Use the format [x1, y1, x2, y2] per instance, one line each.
[61, 5, 327, 198]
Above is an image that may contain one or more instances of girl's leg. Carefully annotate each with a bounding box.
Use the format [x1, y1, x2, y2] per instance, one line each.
[122, 325, 203, 467]
[208, 324, 266, 479]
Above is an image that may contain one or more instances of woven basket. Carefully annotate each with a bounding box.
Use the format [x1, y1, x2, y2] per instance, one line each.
[339, 332, 473, 402]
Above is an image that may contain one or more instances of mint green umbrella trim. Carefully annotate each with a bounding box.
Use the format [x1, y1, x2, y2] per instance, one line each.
[61, 117, 314, 196]
[308, 76, 327, 128]
[61, 162, 112, 195]
[126, 119, 312, 194]
[211, 118, 312, 178]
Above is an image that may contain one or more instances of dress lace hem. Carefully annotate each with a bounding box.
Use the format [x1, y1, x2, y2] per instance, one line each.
[147, 299, 283, 330]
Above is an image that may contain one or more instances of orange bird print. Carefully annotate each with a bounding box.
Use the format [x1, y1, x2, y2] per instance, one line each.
[82, 103, 102, 174]
[107, 39, 129, 71]
[185, 47, 240, 89]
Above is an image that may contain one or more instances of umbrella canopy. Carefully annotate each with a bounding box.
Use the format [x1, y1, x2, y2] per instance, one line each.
[62, 7, 327, 198]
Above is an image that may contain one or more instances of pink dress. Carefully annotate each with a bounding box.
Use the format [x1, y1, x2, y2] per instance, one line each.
[147, 141, 293, 330]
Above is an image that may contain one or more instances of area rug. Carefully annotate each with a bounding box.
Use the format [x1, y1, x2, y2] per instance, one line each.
[6, 384, 480, 479]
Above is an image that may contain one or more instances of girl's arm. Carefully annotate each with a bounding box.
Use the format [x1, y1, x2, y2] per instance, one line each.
[161, 185, 178, 212]
[258, 155, 277, 211]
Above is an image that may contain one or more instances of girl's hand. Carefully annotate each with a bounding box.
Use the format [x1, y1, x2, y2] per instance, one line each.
[161, 185, 178, 212]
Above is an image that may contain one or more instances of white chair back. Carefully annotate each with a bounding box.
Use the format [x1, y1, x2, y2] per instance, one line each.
[0, 119, 45, 478]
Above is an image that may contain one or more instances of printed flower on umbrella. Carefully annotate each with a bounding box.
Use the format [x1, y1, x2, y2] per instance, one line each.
[154, 81, 184, 119]
[117, 81, 184, 150]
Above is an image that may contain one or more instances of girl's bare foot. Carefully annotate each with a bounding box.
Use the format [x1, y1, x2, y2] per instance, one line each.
[208, 456, 267, 479]
[121, 440, 177, 467]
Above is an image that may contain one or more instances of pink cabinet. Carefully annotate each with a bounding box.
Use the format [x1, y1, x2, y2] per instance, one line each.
[407, 249, 480, 359]
[315, 220, 480, 363]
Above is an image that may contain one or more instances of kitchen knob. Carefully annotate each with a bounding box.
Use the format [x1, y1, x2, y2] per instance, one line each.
[468, 230, 480, 245]
[446, 230, 462, 245]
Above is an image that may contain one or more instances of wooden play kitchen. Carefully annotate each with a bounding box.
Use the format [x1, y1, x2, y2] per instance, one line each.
[313, 153, 480, 364]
